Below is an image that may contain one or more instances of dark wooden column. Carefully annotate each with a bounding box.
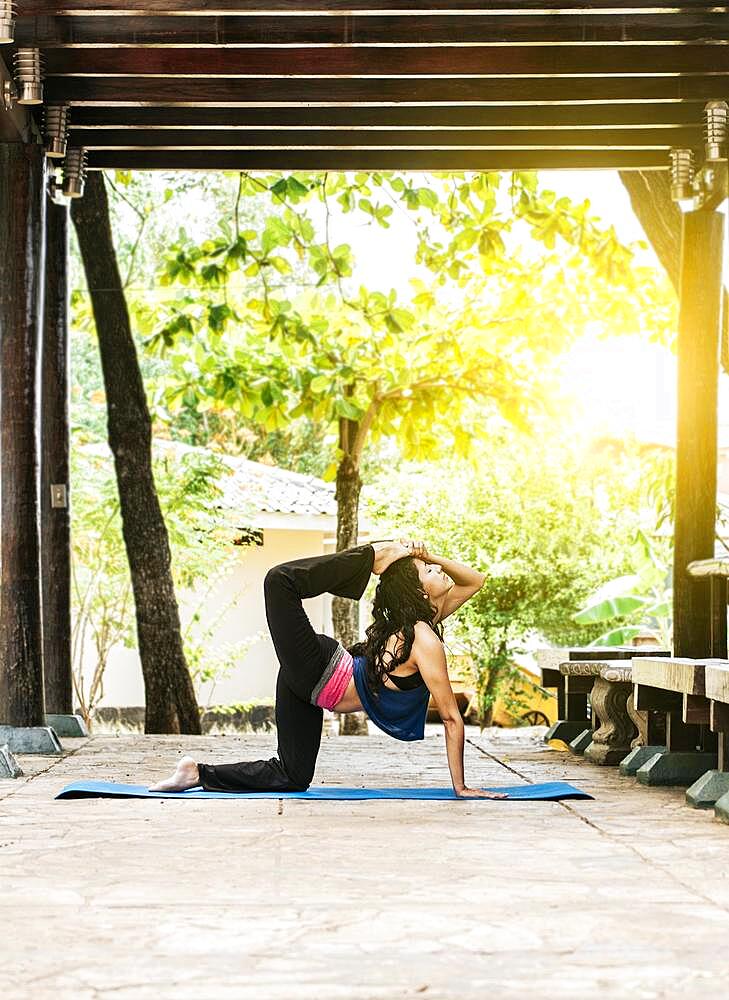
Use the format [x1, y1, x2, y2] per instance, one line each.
[41, 194, 73, 716]
[673, 208, 725, 657]
[0, 140, 47, 726]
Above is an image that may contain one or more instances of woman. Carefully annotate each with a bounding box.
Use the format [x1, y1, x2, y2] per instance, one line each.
[149, 538, 507, 799]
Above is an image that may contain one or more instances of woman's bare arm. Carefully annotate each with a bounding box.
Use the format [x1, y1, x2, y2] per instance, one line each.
[398, 539, 486, 623]
[413, 623, 507, 799]
[428, 553, 486, 590]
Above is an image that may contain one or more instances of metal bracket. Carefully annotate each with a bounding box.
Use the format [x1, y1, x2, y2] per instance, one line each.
[698, 160, 729, 213]
[2, 76, 17, 111]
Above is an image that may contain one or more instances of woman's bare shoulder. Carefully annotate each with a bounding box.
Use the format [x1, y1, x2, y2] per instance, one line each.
[413, 620, 443, 645]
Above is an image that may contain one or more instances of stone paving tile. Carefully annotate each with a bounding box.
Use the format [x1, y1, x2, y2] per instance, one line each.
[2, 727, 729, 999]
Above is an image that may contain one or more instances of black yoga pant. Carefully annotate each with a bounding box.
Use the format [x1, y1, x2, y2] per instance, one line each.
[196, 543, 376, 792]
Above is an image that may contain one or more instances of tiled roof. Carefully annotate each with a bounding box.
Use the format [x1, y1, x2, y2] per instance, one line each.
[155, 438, 339, 517]
[216, 453, 337, 518]
[78, 437, 337, 517]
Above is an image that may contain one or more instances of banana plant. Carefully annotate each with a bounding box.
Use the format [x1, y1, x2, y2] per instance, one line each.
[572, 529, 672, 648]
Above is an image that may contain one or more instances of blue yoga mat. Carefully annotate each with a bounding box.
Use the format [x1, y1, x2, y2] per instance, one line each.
[55, 780, 593, 801]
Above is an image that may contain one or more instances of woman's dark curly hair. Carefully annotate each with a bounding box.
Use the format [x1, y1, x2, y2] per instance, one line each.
[348, 554, 444, 695]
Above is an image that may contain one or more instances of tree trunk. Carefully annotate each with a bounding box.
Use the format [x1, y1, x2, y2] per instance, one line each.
[478, 640, 509, 730]
[333, 420, 368, 735]
[332, 448, 363, 647]
[70, 172, 201, 735]
[618, 169, 729, 372]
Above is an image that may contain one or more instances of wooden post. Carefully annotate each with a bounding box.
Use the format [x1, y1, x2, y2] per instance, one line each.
[0, 141, 47, 726]
[41, 194, 73, 716]
[673, 208, 725, 658]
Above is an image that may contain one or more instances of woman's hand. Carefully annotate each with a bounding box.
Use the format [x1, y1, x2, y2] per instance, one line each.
[398, 537, 431, 561]
[455, 787, 509, 799]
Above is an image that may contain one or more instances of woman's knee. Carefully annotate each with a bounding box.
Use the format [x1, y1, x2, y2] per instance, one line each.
[279, 747, 316, 791]
[264, 564, 288, 595]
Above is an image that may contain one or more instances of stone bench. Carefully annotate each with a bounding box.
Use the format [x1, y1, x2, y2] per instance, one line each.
[554, 658, 601, 754]
[539, 647, 669, 754]
[556, 659, 661, 766]
[629, 657, 722, 793]
[696, 662, 729, 819]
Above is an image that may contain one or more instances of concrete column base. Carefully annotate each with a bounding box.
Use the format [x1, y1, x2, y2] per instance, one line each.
[544, 721, 589, 744]
[569, 728, 594, 754]
[0, 726, 63, 754]
[0, 744, 23, 778]
[636, 751, 718, 787]
[584, 741, 631, 766]
[618, 745, 668, 776]
[685, 769, 729, 809]
[45, 714, 89, 737]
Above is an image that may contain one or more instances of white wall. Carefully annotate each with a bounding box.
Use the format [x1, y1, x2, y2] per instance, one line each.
[78, 527, 335, 709]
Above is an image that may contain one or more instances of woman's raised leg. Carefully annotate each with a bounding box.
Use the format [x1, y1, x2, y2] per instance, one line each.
[262, 543, 375, 700]
[165, 543, 376, 794]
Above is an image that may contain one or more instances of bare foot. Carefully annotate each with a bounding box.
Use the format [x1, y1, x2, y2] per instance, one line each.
[372, 541, 410, 575]
[148, 755, 200, 792]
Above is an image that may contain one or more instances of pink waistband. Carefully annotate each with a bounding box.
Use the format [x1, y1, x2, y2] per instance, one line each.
[315, 649, 354, 710]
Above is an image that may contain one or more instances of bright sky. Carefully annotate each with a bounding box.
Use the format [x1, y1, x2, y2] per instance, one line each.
[321, 168, 683, 447]
[535, 172, 729, 448]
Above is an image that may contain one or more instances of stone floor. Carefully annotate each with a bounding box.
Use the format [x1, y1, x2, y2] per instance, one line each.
[2, 725, 729, 1000]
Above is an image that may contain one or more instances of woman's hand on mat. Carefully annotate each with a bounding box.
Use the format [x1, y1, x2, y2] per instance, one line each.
[455, 786, 509, 799]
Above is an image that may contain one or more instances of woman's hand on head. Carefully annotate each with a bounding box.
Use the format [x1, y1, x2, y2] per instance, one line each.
[398, 538, 431, 561]
[455, 787, 509, 799]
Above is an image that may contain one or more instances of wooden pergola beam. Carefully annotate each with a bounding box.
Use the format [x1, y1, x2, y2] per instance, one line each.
[44, 75, 729, 105]
[69, 126, 702, 150]
[16, 10, 728, 47]
[85, 148, 670, 169]
[66, 104, 708, 129]
[20, 0, 729, 12]
[40, 45, 729, 77]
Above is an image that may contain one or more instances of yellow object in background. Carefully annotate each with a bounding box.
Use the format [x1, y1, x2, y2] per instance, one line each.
[491, 661, 557, 728]
[546, 739, 573, 753]
[427, 654, 558, 728]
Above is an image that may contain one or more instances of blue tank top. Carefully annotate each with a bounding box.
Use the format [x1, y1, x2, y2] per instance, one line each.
[352, 654, 430, 742]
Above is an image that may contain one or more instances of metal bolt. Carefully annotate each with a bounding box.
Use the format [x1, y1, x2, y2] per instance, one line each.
[44, 104, 70, 159]
[0, 0, 16, 44]
[61, 147, 88, 198]
[704, 100, 728, 161]
[13, 47, 43, 105]
[669, 147, 696, 205]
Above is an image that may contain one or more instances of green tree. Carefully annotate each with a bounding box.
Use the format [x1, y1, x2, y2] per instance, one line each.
[138, 170, 673, 647]
[362, 433, 648, 725]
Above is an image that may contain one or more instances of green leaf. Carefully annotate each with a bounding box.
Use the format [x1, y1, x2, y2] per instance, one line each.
[573, 595, 650, 625]
[334, 397, 364, 420]
[587, 626, 646, 647]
